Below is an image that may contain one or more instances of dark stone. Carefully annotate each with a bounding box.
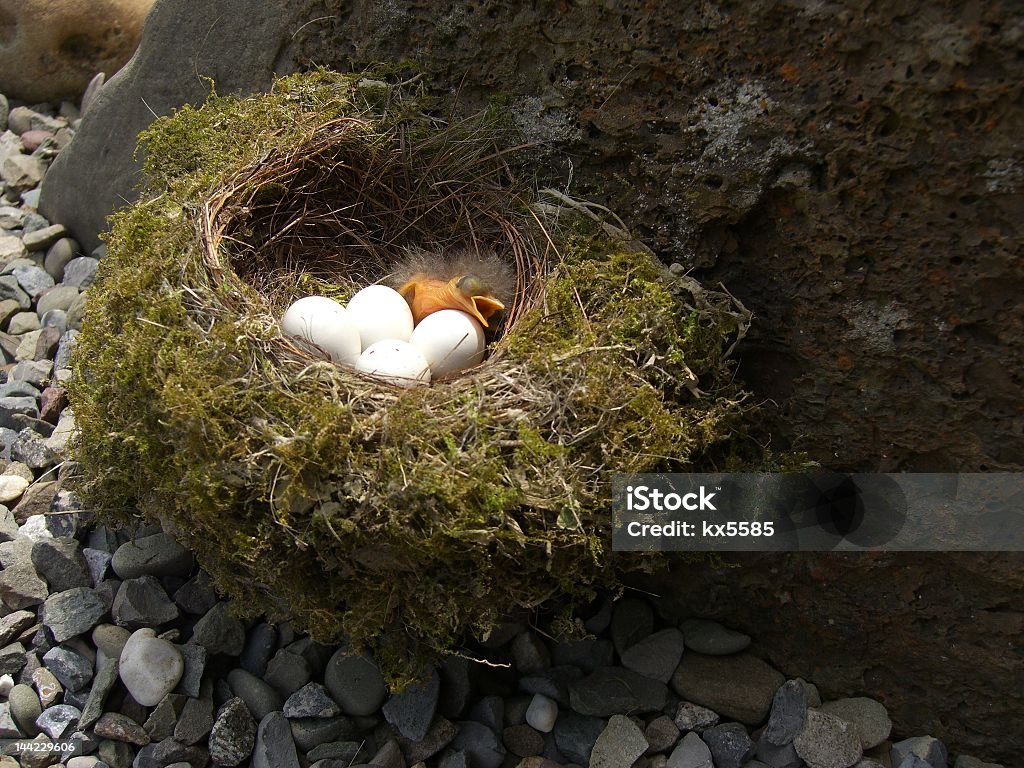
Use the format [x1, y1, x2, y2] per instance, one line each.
[252, 711, 301, 768]
[308, 740, 370, 763]
[324, 649, 387, 716]
[438, 655, 472, 720]
[111, 575, 180, 630]
[891, 737, 949, 768]
[263, 649, 311, 697]
[238, 621, 276, 676]
[42, 587, 108, 642]
[394, 715, 458, 764]
[552, 711, 605, 765]
[518, 665, 584, 707]
[42, 645, 93, 691]
[590, 714, 649, 768]
[174, 679, 215, 745]
[503, 724, 545, 757]
[290, 715, 358, 753]
[172, 642, 207, 698]
[172, 571, 217, 615]
[764, 680, 808, 746]
[78, 656, 120, 730]
[671, 653, 784, 725]
[467, 694, 504, 735]
[702, 722, 755, 768]
[226, 668, 284, 722]
[133, 737, 209, 768]
[189, 601, 245, 656]
[568, 666, 668, 717]
[451, 720, 506, 768]
[283, 682, 341, 719]
[620, 628, 685, 684]
[611, 598, 655, 654]
[370, 738, 405, 768]
[110, 532, 194, 579]
[382, 668, 440, 741]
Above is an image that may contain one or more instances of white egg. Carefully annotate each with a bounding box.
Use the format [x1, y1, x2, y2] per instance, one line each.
[355, 340, 431, 387]
[409, 309, 486, 379]
[281, 295, 361, 365]
[346, 284, 415, 348]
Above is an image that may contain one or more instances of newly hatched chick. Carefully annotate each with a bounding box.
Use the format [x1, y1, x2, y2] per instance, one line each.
[392, 248, 516, 329]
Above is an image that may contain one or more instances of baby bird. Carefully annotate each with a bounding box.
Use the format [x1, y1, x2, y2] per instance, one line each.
[392, 249, 515, 329]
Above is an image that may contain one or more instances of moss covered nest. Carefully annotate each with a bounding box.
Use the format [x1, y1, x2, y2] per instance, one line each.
[69, 71, 760, 680]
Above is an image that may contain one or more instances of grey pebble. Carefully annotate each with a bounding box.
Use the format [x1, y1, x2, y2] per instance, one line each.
[238, 622, 276, 677]
[568, 666, 667, 717]
[59, 256, 98, 289]
[208, 696, 256, 767]
[680, 619, 752, 656]
[78, 656, 119, 730]
[190, 601, 245, 656]
[667, 731, 714, 768]
[324, 649, 388, 717]
[172, 571, 217, 614]
[308, 740, 369, 763]
[451, 720, 506, 768]
[764, 680, 808, 745]
[645, 715, 681, 754]
[7, 311, 39, 333]
[590, 714, 649, 768]
[226, 668, 284, 722]
[289, 714, 357, 753]
[12, 428, 54, 469]
[43, 238, 79, 281]
[552, 711, 605, 765]
[174, 679, 215, 745]
[83, 547, 113, 584]
[468, 694, 504, 735]
[22, 224, 66, 252]
[35, 285, 79, 315]
[12, 265, 54, 298]
[252, 711, 301, 768]
[511, 632, 550, 676]
[31, 538, 91, 592]
[820, 697, 892, 750]
[621, 628, 685, 684]
[35, 702, 81, 739]
[172, 641, 206, 698]
[283, 681, 341, 719]
[133, 737, 207, 768]
[110, 533, 193, 579]
[518, 665, 583, 706]
[370, 738, 404, 768]
[111, 575, 180, 630]
[263, 649, 310, 696]
[42, 645, 92, 690]
[702, 722, 755, 768]
[382, 667, 440, 741]
[143, 693, 186, 742]
[8, 682, 42, 735]
[793, 710, 863, 768]
[43, 587, 107, 642]
[891, 737, 948, 768]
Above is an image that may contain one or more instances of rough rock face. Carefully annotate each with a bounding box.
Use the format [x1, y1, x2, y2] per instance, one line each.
[0, 0, 154, 102]
[37, 0, 1022, 761]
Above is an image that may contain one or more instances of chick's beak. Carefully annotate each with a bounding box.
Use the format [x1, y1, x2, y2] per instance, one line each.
[398, 274, 505, 328]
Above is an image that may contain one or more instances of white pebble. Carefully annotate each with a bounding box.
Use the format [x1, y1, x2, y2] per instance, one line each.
[0, 674, 13, 696]
[0, 474, 28, 503]
[525, 693, 558, 733]
[118, 628, 184, 707]
[66, 757, 102, 768]
[18, 514, 53, 542]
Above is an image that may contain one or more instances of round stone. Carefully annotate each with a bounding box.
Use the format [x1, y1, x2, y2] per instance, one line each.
[7, 683, 42, 736]
[525, 693, 558, 733]
[323, 649, 387, 717]
[118, 628, 185, 706]
[680, 619, 751, 656]
[819, 698, 892, 750]
[0, 474, 29, 503]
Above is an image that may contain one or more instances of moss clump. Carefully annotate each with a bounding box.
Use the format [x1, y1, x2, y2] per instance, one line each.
[69, 71, 756, 682]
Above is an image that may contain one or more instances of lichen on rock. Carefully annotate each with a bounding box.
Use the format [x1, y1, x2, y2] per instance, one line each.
[68, 71, 762, 682]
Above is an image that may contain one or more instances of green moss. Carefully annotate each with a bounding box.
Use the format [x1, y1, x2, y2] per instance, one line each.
[69, 71, 765, 683]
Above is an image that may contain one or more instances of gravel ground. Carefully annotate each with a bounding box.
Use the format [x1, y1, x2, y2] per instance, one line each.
[0, 94, 1007, 768]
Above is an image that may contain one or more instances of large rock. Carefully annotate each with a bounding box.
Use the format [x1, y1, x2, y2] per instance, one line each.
[39, 0, 300, 252]
[35, 0, 1024, 761]
[0, 0, 155, 102]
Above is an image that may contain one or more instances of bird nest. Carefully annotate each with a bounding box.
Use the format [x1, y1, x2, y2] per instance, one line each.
[69, 71, 758, 680]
